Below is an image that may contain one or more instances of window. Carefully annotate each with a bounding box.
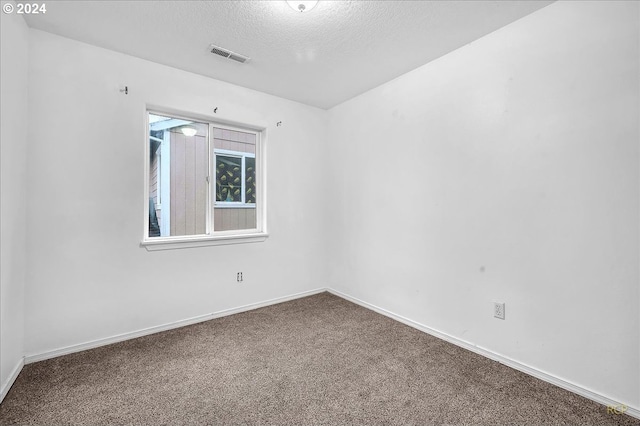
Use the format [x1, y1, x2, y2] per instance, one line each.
[143, 110, 266, 249]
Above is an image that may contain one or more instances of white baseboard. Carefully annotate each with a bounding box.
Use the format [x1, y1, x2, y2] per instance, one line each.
[0, 356, 25, 404]
[24, 288, 327, 364]
[327, 288, 640, 421]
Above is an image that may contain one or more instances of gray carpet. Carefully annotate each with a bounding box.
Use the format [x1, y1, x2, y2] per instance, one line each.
[0, 292, 638, 425]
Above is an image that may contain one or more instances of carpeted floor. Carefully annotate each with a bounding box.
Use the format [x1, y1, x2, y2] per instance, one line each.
[0, 292, 637, 425]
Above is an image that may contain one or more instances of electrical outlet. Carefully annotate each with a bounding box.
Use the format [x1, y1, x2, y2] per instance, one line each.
[494, 302, 505, 320]
[236, 272, 243, 283]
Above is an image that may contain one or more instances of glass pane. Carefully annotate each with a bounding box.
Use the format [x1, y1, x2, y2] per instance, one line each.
[245, 157, 256, 204]
[212, 127, 258, 232]
[148, 113, 208, 238]
[216, 156, 242, 202]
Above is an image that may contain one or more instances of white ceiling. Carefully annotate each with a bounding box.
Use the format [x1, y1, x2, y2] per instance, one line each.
[20, 0, 553, 109]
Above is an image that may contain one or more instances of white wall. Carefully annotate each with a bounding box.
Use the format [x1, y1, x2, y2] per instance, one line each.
[0, 5, 28, 397]
[327, 0, 639, 409]
[24, 29, 328, 357]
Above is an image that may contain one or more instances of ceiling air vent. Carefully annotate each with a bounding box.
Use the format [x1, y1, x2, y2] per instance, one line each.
[209, 44, 250, 64]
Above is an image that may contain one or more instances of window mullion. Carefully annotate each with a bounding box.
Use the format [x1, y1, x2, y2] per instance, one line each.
[208, 123, 215, 235]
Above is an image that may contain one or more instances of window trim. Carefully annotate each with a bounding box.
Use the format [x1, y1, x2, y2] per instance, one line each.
[141, 107, 268, 250]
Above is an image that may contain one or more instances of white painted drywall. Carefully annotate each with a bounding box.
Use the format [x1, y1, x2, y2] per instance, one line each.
[24, 29, 328, 357]
[0, 5, 28, 396]
[327, 0, 639, 409]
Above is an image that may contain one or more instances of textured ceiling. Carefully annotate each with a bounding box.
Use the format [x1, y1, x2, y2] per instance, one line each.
[21, 0, 553, 109]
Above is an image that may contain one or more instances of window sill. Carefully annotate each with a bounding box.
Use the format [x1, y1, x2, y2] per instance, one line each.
[141, 232, 269, 251]
[214, 203, 256, 209]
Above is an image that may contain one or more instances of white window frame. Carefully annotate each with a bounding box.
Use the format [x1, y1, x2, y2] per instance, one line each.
[142, 107, 268, 250]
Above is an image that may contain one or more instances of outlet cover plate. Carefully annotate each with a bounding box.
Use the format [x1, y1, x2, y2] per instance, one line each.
[494, 302, 505, 320]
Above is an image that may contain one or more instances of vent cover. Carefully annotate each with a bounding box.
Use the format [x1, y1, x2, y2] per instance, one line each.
[209, 44, 250, 63]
